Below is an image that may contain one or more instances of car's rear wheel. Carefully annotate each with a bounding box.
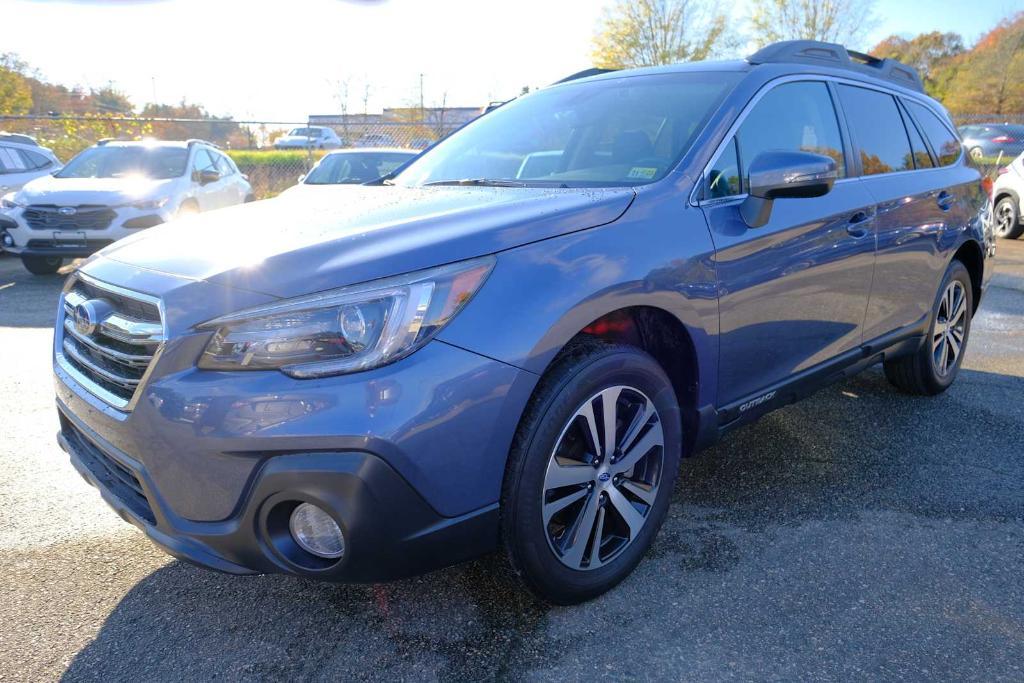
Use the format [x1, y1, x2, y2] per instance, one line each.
[20, 255, 62, 275]
[884, 260, 973, 395]
[501, 341, 681, 604]
[969, 146, 985, 161]
[994, 197, 1023, 239]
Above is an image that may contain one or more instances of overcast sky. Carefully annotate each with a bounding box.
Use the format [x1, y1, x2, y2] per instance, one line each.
[0, 0, 1018, 123]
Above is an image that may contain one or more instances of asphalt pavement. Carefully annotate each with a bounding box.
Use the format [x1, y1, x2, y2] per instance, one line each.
[1, 242, 1022, 682]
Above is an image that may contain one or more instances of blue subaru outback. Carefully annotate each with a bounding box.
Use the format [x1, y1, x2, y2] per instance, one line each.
[54, 41, 993, 603]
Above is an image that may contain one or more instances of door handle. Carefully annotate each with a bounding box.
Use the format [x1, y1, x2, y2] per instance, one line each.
[846, 211, 871, 238]
[937, 191, 954, 211]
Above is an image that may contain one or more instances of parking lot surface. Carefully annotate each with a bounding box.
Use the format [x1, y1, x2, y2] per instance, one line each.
[1, 243, 1023, 682]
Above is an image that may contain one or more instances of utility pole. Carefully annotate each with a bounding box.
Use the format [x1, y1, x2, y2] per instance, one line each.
[419, 73, 424, 123]
[151, 76, 157, 105]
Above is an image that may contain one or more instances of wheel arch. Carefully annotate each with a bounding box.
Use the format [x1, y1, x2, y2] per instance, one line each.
[536, 304, 706, 457]
[951, 238, 984, 314]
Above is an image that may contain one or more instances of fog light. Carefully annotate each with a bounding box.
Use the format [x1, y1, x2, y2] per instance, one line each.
[289, 503, 345, 559]
[0, 232, 13, 247]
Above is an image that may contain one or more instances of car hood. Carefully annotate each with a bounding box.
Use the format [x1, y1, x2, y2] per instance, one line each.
[17, 175, 176, 205]
[94, 184, 635, 298]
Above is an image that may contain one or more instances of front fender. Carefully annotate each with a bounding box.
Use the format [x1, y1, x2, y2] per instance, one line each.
[437, 192, 720, 411]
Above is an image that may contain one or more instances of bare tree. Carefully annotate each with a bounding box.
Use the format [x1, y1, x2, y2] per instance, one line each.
[591, 0, 739, 69]
[749, 0, 877, 50]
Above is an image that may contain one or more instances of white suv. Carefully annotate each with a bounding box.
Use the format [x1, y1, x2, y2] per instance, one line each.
[0, 139, 253, 274]
[273, 126, 342, 150]
[993, 151, 1024, 240]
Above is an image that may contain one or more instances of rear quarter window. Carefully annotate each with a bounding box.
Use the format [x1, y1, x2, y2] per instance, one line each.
[906, 101, 962, 166]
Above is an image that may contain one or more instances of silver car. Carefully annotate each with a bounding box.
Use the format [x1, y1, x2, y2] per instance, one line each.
[0, 134, 61, 196]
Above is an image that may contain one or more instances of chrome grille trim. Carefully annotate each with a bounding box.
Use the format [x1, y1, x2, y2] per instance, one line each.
[55, 272, 166, 412]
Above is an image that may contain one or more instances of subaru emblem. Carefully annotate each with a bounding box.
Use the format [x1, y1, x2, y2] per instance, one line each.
[598, 472, 611, 482]
[73, 300, 101, 336]
[58, 206, 77, 216]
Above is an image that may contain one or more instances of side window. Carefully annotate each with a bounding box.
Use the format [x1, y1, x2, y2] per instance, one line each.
[837, 85, 913, 175]
[706, 137, 741, 198]
[736, 81, 846, 184]
[906, 101, 961, 166]
[191, 148, 216, 174]
[0, 147, 28, 174]
[899, 105, 933, 169]
[18, 149, 53, 171]
[214, 152, 234, 176]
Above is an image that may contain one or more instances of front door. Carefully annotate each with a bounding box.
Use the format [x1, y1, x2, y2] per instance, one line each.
[700, 80, 877, 406]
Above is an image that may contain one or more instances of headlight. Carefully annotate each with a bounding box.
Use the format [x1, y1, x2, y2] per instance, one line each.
[125, 197, 170, 210]
[1, 192, 24, 210]
[197, 256, 494, 377]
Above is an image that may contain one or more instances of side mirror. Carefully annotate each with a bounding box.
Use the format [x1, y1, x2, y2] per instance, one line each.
[740, 151, 838, 228]
[198, 169, 221, 186]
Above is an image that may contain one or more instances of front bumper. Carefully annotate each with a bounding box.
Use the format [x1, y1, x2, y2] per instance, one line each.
[54, 330, 536, 580]
[57, 407, 499, 580]
[1, 205, 172, 257]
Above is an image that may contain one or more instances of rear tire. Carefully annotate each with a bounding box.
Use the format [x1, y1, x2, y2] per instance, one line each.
[994, 197, 1023, 239]
[21, 255, 62, 275]
[884, 260, 973, 395]
[501, 341, 682, 604]
[969, 146, 984, 161]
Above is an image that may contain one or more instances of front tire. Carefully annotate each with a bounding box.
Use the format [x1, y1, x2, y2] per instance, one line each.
[501, 341, 682, 604]
[884, 260, 973, 395]
[21, 255, 62, 275]
[994, 197, 1023, 239]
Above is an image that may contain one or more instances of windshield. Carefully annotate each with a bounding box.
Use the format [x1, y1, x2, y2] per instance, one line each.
[395, 71, 740, 188]
[57, 146, 188, 180]
[305, 151, 416, 184]
[289, 128, 321, 136]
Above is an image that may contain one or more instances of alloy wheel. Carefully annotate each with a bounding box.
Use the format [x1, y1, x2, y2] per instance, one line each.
[932, 280, 968, 377]
[995, 201, 1015, 237]
[541, 385, 664, 571]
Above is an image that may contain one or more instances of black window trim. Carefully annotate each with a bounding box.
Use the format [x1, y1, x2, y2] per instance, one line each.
[900, 97, 965, 168]
[693, 73, 962, 206]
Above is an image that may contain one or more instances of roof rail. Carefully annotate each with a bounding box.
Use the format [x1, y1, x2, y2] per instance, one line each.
[0, 132, 39, 146]
[186, 138, 221, 149]
[746, 40, 924, 93]
[552, 67, 618, 85]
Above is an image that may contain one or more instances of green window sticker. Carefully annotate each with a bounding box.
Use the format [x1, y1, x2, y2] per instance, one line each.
[627, 167, 657, 179]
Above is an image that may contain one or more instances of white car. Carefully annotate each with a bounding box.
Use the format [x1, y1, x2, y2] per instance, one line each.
[281, 148, 418, 196]
[0, 139, 253, 274]
[993, 152, 1024, 239]
[274, 126, 342, 150]
[0, 134, 61, 196]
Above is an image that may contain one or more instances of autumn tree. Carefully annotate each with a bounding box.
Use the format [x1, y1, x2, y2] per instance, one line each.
[748, 0, 877, 50]
[870, 32, 965, 99]
[0, 54, 32, 115]
[591, 0, 738, 69]
[942, 12, 1024, 115]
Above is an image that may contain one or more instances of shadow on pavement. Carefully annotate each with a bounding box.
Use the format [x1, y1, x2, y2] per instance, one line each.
[60, 366, 1024, 680]
[0, 256, 76, 328]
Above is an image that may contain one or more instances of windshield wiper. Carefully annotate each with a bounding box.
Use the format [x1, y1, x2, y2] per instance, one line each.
[422, 178, 530, 188]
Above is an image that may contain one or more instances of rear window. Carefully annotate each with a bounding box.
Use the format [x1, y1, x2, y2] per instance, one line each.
[906, 101, 961, 166]
[838, 85, 913, 175]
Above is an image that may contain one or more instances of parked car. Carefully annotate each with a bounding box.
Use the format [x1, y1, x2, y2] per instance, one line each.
[0, 139, 253, 274]
[354, 132, 397, 148]
[274, 127, 342, 150]
[992, 151, 1024, 239]
[958, 123, 1024, 162]
[282, 148, 418, 195]
[53, 41, 991, 604]
[0, 134, 61, 196]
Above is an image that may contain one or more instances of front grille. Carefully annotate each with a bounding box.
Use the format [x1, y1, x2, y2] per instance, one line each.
[62, 416, 155, 524]
[24, 204, 117, 231]
[57, 274, 164, 410]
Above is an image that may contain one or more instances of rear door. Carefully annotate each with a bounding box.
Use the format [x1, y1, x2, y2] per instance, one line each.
[700, 79, 878, 406]
[0, 145, 36, 194]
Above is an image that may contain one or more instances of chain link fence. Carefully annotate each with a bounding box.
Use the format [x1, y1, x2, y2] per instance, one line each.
[2, 110, 1022, 199]
[0, 111, 483, 199]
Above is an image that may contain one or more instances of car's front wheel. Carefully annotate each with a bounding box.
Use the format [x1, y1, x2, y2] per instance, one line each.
[501, 341, 681, 604]
[884, 259, 973, 395]
[21, 255, 62, 275]
[994, 196, 1023, 239]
